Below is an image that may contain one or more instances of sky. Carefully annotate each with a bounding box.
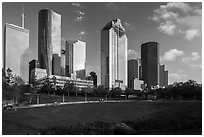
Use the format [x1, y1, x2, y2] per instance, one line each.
[2, 2, 202, 85]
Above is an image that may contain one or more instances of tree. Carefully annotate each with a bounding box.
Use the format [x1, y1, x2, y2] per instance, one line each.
[111, 87, 122, 98]
[64, 80, 74, 96]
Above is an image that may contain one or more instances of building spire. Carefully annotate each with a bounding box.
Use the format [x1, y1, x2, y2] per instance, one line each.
[21, 4, 25, 28]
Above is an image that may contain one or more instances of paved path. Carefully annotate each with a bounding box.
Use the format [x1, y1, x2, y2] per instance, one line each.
[16, 100, 133, 109]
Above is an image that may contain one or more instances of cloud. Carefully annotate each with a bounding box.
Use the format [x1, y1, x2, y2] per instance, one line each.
[149, 2, 201, 40]
[182, 52, 201, 63]
[189, 64, 202, 69]
[72, 3, 84, 8]
[74, 10, 85, 15]
[123, 22, 136, 31]
[169, 73, 187, 80]
[161, 49, 184, 61]
[74, 16, 84, 22]
[128, 49, 138, 60]
[72, 3, 85, 22]
[78, 31, 88, 40]
[78, 31, 88, 36]
[104, 2, 119, 10]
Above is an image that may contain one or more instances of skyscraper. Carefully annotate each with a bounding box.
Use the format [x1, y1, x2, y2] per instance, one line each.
[159, 65, 165, 86]
[128, 59, 140, 88]
[164, 71, 168, 87]
[101, 19, 128, 90]
[52, 54, 61, 75]
[29, 59, 39, 84]
[65, 40, 86, 79]
[3, 23, 29, 80]
[38, 9, 61, 76]
[141, 42, 159, 88]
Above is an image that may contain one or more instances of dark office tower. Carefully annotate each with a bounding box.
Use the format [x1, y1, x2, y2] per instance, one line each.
[38, 9, 61, 76]
[128, 59, 140, 88]
[141, 42, 159, 88]
[52, 54, 61, 75]
[101, 19, 127, 90]
[29, 59, 39, 84]
[159, 65, 165, 87]
[164, 71, 168, 87]
[61, 38, 66, 76]
[65, 41, 73, 77]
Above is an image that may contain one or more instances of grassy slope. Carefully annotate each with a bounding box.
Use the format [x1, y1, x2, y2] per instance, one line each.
[2, 101, 202, 135]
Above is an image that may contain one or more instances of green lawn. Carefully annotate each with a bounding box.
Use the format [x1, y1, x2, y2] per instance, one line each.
[2, 101, 202, 135]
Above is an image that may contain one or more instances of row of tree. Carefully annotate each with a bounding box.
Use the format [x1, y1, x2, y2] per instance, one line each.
[2, 68, 202, 105]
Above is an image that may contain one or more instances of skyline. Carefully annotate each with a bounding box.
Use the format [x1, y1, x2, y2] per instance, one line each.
[2, 2, 202, 84]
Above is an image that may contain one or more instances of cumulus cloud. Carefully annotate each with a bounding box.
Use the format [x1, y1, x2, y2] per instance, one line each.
[128, 49, 138, 60]
[161, 49, 184, 61]
[149, 2, 201, 40]
[123, 21, 136, 31]
[182, 52, 201, 62]
[104, 2, 119, 10]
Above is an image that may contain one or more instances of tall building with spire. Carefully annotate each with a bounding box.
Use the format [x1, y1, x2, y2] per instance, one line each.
[38, 9, 61, 76]
[101, 19, 128, 90]
[3, 6, 29, 82]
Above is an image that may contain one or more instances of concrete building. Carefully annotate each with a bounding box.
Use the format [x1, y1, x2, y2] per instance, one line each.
[3, 23, 29, 81]
[141, 42, 159, 88]
[164, 71, 168, 87]
[38, 9, 61, 76]
[128, 59, 140, 88]
[64, 40, 86, 79]
[29, 59, 39, 83]
[159, 65, 165, 87]
[159, 65, 168, 88]
[52, 54, 61, 75]
[61, 38, 66, 76]
[35, 73, 93, 89]
[30, 68, 47, 84]
[101, 19, 128, 90]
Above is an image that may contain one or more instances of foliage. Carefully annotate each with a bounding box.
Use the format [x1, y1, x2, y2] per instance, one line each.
[149, 80, 202, 100]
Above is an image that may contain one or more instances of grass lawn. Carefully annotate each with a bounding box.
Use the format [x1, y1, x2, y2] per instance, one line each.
[2, 101, 202, 135]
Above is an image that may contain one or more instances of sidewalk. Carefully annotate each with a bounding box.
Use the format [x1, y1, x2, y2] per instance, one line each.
[17, 100, 133, 109]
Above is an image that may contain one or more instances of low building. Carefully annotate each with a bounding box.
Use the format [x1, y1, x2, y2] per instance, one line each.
[36, 74, 93, 89]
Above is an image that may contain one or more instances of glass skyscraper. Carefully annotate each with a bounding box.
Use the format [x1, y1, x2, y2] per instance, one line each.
[101, 19, 128, 90]
[64, 40, 86, 79]
[141, 42, 159, 88]
[38, 9, 61, 76]
[3, 23, 29, 81]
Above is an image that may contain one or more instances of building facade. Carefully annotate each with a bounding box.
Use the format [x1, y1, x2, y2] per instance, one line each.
[52, 54, 61, 75]
[38, 9, 61, 76]
[159, 65, 168, 88]
[29, 59, 39, 83]
[3, 23, 29, 81]
[141, 42, 159, 88]
[128, 59, 141, 88]
[164, 71, 168, 87]
[64, 40, 86, 79]
[101, 19, 128, 90]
